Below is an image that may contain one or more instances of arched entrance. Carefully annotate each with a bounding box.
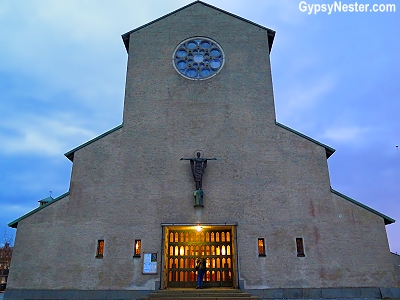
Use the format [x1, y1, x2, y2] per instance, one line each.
[162, 224, 237, 288]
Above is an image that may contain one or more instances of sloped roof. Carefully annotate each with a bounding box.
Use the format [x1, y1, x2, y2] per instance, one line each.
[331, 188, 395, 225]
[64, 124, 123, 161]
[8, 192, 70, 229]
[121, 1, 276, 54]
[275, 121, 335, 158]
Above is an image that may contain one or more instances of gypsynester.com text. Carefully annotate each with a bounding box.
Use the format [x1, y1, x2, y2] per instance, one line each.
[299, 1, 396, 14]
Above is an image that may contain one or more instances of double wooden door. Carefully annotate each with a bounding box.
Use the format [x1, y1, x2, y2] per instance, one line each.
[166, 228, 234, 288]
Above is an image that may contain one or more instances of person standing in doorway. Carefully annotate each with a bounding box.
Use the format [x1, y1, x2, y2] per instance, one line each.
[196, 257, 206, 289]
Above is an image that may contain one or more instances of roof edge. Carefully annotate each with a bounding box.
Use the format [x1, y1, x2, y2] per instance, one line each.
[275, 121, 335, 158]
[64, 124, 123, 161]
[8, 191, 70, 229]
[121, 1, 275, 53]
[331, 188, 395, 225]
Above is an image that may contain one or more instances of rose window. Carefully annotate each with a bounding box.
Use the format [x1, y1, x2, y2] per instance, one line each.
[172, 37, 225, 80]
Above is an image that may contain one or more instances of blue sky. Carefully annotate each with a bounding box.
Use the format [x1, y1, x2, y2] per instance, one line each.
[1, 0, 399, 254]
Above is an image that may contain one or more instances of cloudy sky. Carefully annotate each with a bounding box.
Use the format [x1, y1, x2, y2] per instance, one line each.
[1, 0, 399, 253]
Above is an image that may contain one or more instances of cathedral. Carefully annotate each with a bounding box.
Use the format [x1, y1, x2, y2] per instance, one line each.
[6, 1, 400, 299]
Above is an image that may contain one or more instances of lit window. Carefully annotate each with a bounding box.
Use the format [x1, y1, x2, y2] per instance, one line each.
[258, 238, 266, 256]
[134, 240, 141, 257]
[296, 238, 305, 257]
[96, 240, 104, 258]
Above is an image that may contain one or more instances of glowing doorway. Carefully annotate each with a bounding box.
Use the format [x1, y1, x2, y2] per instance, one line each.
[163, 225, 236, 288]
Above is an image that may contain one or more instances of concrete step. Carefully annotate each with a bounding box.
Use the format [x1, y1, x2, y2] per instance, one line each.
[140, 289, 259, 300]
[140, 295, 259, 300]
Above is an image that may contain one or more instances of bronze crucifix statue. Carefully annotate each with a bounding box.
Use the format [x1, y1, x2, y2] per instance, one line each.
[180, 151, 217, 190]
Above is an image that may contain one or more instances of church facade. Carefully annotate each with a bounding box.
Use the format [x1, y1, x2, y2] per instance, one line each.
[6, 2, 400, 299]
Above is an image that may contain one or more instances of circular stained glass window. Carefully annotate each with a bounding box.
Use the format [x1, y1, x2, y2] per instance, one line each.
[172, 37, 225, 80]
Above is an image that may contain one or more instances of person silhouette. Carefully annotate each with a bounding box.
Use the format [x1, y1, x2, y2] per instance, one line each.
[195, 257, 206, 289]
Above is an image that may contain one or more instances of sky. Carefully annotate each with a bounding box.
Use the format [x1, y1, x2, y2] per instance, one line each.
[0, 0, 399, 254]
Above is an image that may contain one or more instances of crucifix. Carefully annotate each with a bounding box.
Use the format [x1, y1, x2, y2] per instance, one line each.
[180, 151, 217, 206]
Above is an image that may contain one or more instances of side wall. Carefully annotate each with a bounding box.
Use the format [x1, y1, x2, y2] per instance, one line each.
[235, 126, 396, 289]
[7, 196, 75, 289]
[391, 252, 400, 287]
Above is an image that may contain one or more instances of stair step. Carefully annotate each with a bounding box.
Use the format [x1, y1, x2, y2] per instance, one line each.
[142, 298, 255, 300]
[140, 289, 258, 300]
[140, 295, 259, 300]
[149, 292, 251, 296]
[147, 295, 252, 298]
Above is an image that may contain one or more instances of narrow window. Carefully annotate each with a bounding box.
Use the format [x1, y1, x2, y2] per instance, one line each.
[258, 238, 266, 256]
[134, 239, 141, 257]
[296, 238, 305, 257]
[96, 240, 104, 258]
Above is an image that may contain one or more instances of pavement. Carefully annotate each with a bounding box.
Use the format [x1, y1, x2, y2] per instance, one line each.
[0, 291, 398, 300]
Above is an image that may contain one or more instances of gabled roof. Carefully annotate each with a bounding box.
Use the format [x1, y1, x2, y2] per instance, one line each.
[64, 124, 123, 161]
[8, 192, 70, 229]
[275, 121, 335, 158]
[121, 1, 276, 54]
[331, 188, 395, 225]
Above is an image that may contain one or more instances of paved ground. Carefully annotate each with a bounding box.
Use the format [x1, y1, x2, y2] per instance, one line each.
[0, 294, 398, 300]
